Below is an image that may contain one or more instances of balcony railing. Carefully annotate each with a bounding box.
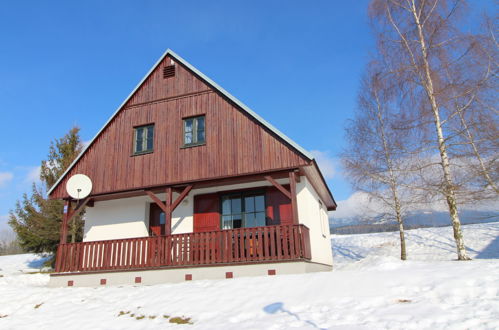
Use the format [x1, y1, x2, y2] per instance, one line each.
[55, 224, 311, 273]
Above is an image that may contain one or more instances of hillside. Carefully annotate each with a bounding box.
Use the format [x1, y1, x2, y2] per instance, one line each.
[0, 223, 498, 329]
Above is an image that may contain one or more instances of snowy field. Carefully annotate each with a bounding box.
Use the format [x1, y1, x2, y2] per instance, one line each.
[0, 223, 498, 330]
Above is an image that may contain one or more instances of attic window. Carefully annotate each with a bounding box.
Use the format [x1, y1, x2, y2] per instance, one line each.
[183, 115, 205, 147]
[163, 65, 175, 78]
[133, 124, 154, 155]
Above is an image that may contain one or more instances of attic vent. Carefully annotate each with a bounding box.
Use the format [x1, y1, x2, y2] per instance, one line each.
[163, 65, 175, 78]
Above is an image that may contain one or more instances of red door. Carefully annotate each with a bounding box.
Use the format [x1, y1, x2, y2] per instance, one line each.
[149, 203, 165, 236]
[194, 193, 220, 232]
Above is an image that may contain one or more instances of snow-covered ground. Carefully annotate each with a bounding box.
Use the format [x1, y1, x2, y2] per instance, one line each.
[0, 223, 498, 330]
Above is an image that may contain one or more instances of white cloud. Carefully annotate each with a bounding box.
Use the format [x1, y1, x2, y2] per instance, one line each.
[26, 166, 41, 184]
[329, 191, 387, 220]
[310, 150, 336, 180]
[81, 140, 91, 148]
[0, 172, 13, 187]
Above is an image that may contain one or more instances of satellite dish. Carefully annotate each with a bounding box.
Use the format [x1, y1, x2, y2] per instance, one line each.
[66, 174, 92, 200]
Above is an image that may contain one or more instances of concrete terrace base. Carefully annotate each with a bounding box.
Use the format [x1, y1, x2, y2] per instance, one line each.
[49, 261, 332, 287]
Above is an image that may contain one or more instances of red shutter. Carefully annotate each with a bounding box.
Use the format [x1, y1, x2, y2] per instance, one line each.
[193, 193, 220, 232]
[266, 186, 293, 225]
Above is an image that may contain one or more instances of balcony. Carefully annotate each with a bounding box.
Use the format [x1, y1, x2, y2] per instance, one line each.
[55, 224, 311, 273]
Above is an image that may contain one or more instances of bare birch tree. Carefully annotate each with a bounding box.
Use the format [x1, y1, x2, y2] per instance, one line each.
[368, 0, 499, 260]
[342, 63, 413, 260]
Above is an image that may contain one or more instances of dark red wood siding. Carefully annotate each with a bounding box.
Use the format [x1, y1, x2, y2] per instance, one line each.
[193, 193, 220, 232]
[266, 186, 293, 226]
[50, 54, 310, 199]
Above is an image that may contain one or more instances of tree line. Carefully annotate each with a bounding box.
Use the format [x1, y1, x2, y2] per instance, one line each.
[342, 0, 498, 260]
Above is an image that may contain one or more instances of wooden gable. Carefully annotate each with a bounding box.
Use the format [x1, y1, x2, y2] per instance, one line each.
[49, 52, 314, 199]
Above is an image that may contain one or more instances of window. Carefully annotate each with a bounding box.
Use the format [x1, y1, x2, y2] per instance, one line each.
[183, 115, 205, 147]
[133, 124, 154, 155]
[221, 192, 266, 229]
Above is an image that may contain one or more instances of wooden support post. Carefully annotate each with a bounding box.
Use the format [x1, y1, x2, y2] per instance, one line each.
[289, 171, 299, 225]
[60, 197, 91, 245]
[165, 187, 172, 236]
[59, 200, 71, 244]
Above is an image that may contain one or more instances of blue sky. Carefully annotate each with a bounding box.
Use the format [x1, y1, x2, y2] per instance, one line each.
[0, 1, 492, 231]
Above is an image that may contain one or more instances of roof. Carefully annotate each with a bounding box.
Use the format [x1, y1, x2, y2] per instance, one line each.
[47, 49, 315, 196]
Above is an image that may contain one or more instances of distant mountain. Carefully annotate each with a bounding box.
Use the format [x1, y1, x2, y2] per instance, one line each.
[330, 210, 499, 235]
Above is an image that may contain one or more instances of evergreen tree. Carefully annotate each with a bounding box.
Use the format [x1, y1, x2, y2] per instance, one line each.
[9, 127, 85, 265]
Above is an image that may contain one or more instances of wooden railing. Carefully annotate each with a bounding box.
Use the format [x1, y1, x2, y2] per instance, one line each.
[55, 224, 311, 273]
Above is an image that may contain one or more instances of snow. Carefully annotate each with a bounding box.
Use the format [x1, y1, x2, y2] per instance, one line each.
[0, 223, 498, 329]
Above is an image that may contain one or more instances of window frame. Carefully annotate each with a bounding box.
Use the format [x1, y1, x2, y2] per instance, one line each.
[132, 124, 155, 156]
[219, 190, 267, 230]
[182, 115, 206, 148]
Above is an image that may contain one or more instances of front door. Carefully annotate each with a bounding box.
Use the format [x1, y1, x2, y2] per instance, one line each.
[149, 203, 166, 236]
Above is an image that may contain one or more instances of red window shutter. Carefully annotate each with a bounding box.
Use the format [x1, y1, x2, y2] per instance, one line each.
[266, 186, 293, 225]
[194, 193, 220, 232]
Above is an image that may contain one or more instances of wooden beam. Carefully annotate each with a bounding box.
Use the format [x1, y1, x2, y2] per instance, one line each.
[171, 185, 193, 211]
[289, 171, 299, 225]
[165, 187, 172, 236]
[66, 197, 91, 224]
[59, 197, 91, 245]
[264, 175, 291, 199]
[145, 190, 168, 213]
[294, 169, 301, 183]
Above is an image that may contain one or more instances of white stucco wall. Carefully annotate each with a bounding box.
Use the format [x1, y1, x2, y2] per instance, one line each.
[84, 196, 150, 241]
[296, 176, 334, 266]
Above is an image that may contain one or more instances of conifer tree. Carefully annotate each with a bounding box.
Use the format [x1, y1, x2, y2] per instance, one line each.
[9, 127, 84, 265]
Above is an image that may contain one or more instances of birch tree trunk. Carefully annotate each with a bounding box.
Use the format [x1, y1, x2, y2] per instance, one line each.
[408, 0, 470, 260]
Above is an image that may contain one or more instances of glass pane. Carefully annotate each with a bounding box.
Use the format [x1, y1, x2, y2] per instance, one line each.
[197, 129, 205, 143]
[147, 126, 154, 139]
[222, 197, 231, 215]
[244, 213, 255, 228]
[255, 195, 265, 212]
[232, 214, 242, 228]
[231, 197, 241, 214]
[159, 212, 165, 225]
[136, 139, 143, 152]
[197, 116, 205, 130]
[222, 215, 232, 229]
[136, 127, 144, 137]
[184, 119, 193, 132]
[135, 127, 144, 152]
[146, 136, 153, 151]
[255, 212, 266, 227]
[244, 196, 254, 213]
[184, 132, 193, 144]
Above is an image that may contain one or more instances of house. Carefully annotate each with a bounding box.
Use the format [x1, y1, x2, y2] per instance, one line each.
[48, 49, 337, 287]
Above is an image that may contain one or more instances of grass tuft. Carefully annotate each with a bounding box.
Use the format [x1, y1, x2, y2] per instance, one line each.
[135, 315, 145, 320]
[117, 311, 130, 317]
[34, 303, 43, 309]
[169, 316, 193, 324]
